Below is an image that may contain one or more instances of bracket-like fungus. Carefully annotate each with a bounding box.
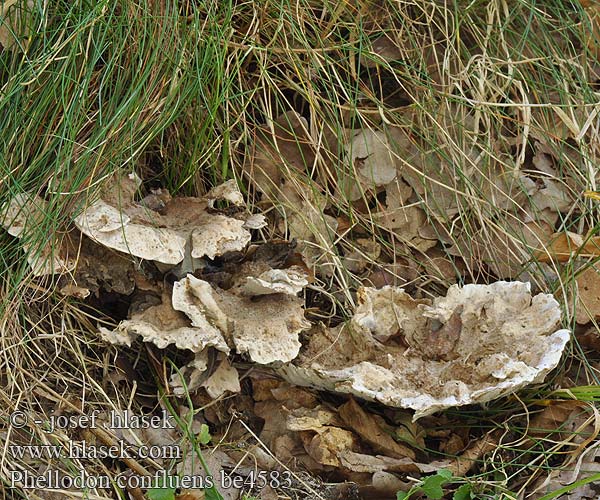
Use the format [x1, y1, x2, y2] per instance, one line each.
[279, 281, 569, 419]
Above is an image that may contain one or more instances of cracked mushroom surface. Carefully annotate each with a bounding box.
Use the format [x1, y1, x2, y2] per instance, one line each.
[173, 273, 310, 364]
[278, 281, 570, 419]
[74, 173, 253, 265]
[98, 292, 230, 353]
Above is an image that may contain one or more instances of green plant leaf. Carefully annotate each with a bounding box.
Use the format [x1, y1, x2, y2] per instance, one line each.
[421, 470, 453, 499]
[198, 423, 211, 445]
[397, 491, 411, 500]
[453, 483, 472, 500]
[205, 487, 225, 500]
[146, 480, 177, 500]
[437, 469, 453, 480]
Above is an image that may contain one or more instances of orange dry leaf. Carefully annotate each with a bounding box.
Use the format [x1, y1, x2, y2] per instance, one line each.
[534, 232, 600, 263]
[572, 265, 600, 325]
[527, 400, 598, 466]
[446, 432, 500, 477]
[338, 398, 416, 460]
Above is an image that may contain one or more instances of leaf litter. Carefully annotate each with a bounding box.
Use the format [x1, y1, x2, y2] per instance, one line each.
[2, 166, 575, 498]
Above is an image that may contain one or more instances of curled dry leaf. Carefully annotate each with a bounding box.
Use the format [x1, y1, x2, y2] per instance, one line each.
[527, 401, 596, 448]
[304, 426, 357, 467]
[527, 401, 600, 499]
[341, 129, 398, 201]
[338, 450, 446, 474]
[338, 398, 416, 460]
[252, 379, 322, 469]
[170, 351, 241, 399]
[374, 178, 438, 253]
[286, 406, 340, 432]
[177, 447, 240, 500]
[74, 173, 253, 264]
[534, 232, 600, 264]
[170, 350, 212, 395]
[279, 281, 570, 419]
[1, 193, 76, 276]
[173, 274, 310, 364]
[201, 356, 241, 399]
[373, 178, 429, 243]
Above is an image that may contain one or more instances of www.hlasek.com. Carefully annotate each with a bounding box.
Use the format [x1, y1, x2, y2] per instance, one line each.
[10, 469, 293, 490]
[9, 439, 181, 461]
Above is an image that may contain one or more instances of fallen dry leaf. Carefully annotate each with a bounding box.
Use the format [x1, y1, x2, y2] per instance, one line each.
[338, 449, 447, 474]
[170, 350, 214, 396]
[530, 444, 600, 499]
[341, 129, 398, 201]
[178, 448, 240, 500]
[1, 193, 77, 275]
[535, 232, 600, 263]
[338, 398, 416, 460]
[445, 432, 499, 477]
[527, 401, 596, 448]
[572, 265, 600, 325]
[304, 426, 357, 467]
[528, 400, 600, 499]
[286, 406, 340, 432]
[252, 381, 322, 469]
[342, 238, 381, 274]
[201, 356, 241, 399]
[371, 470, 411, 496]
